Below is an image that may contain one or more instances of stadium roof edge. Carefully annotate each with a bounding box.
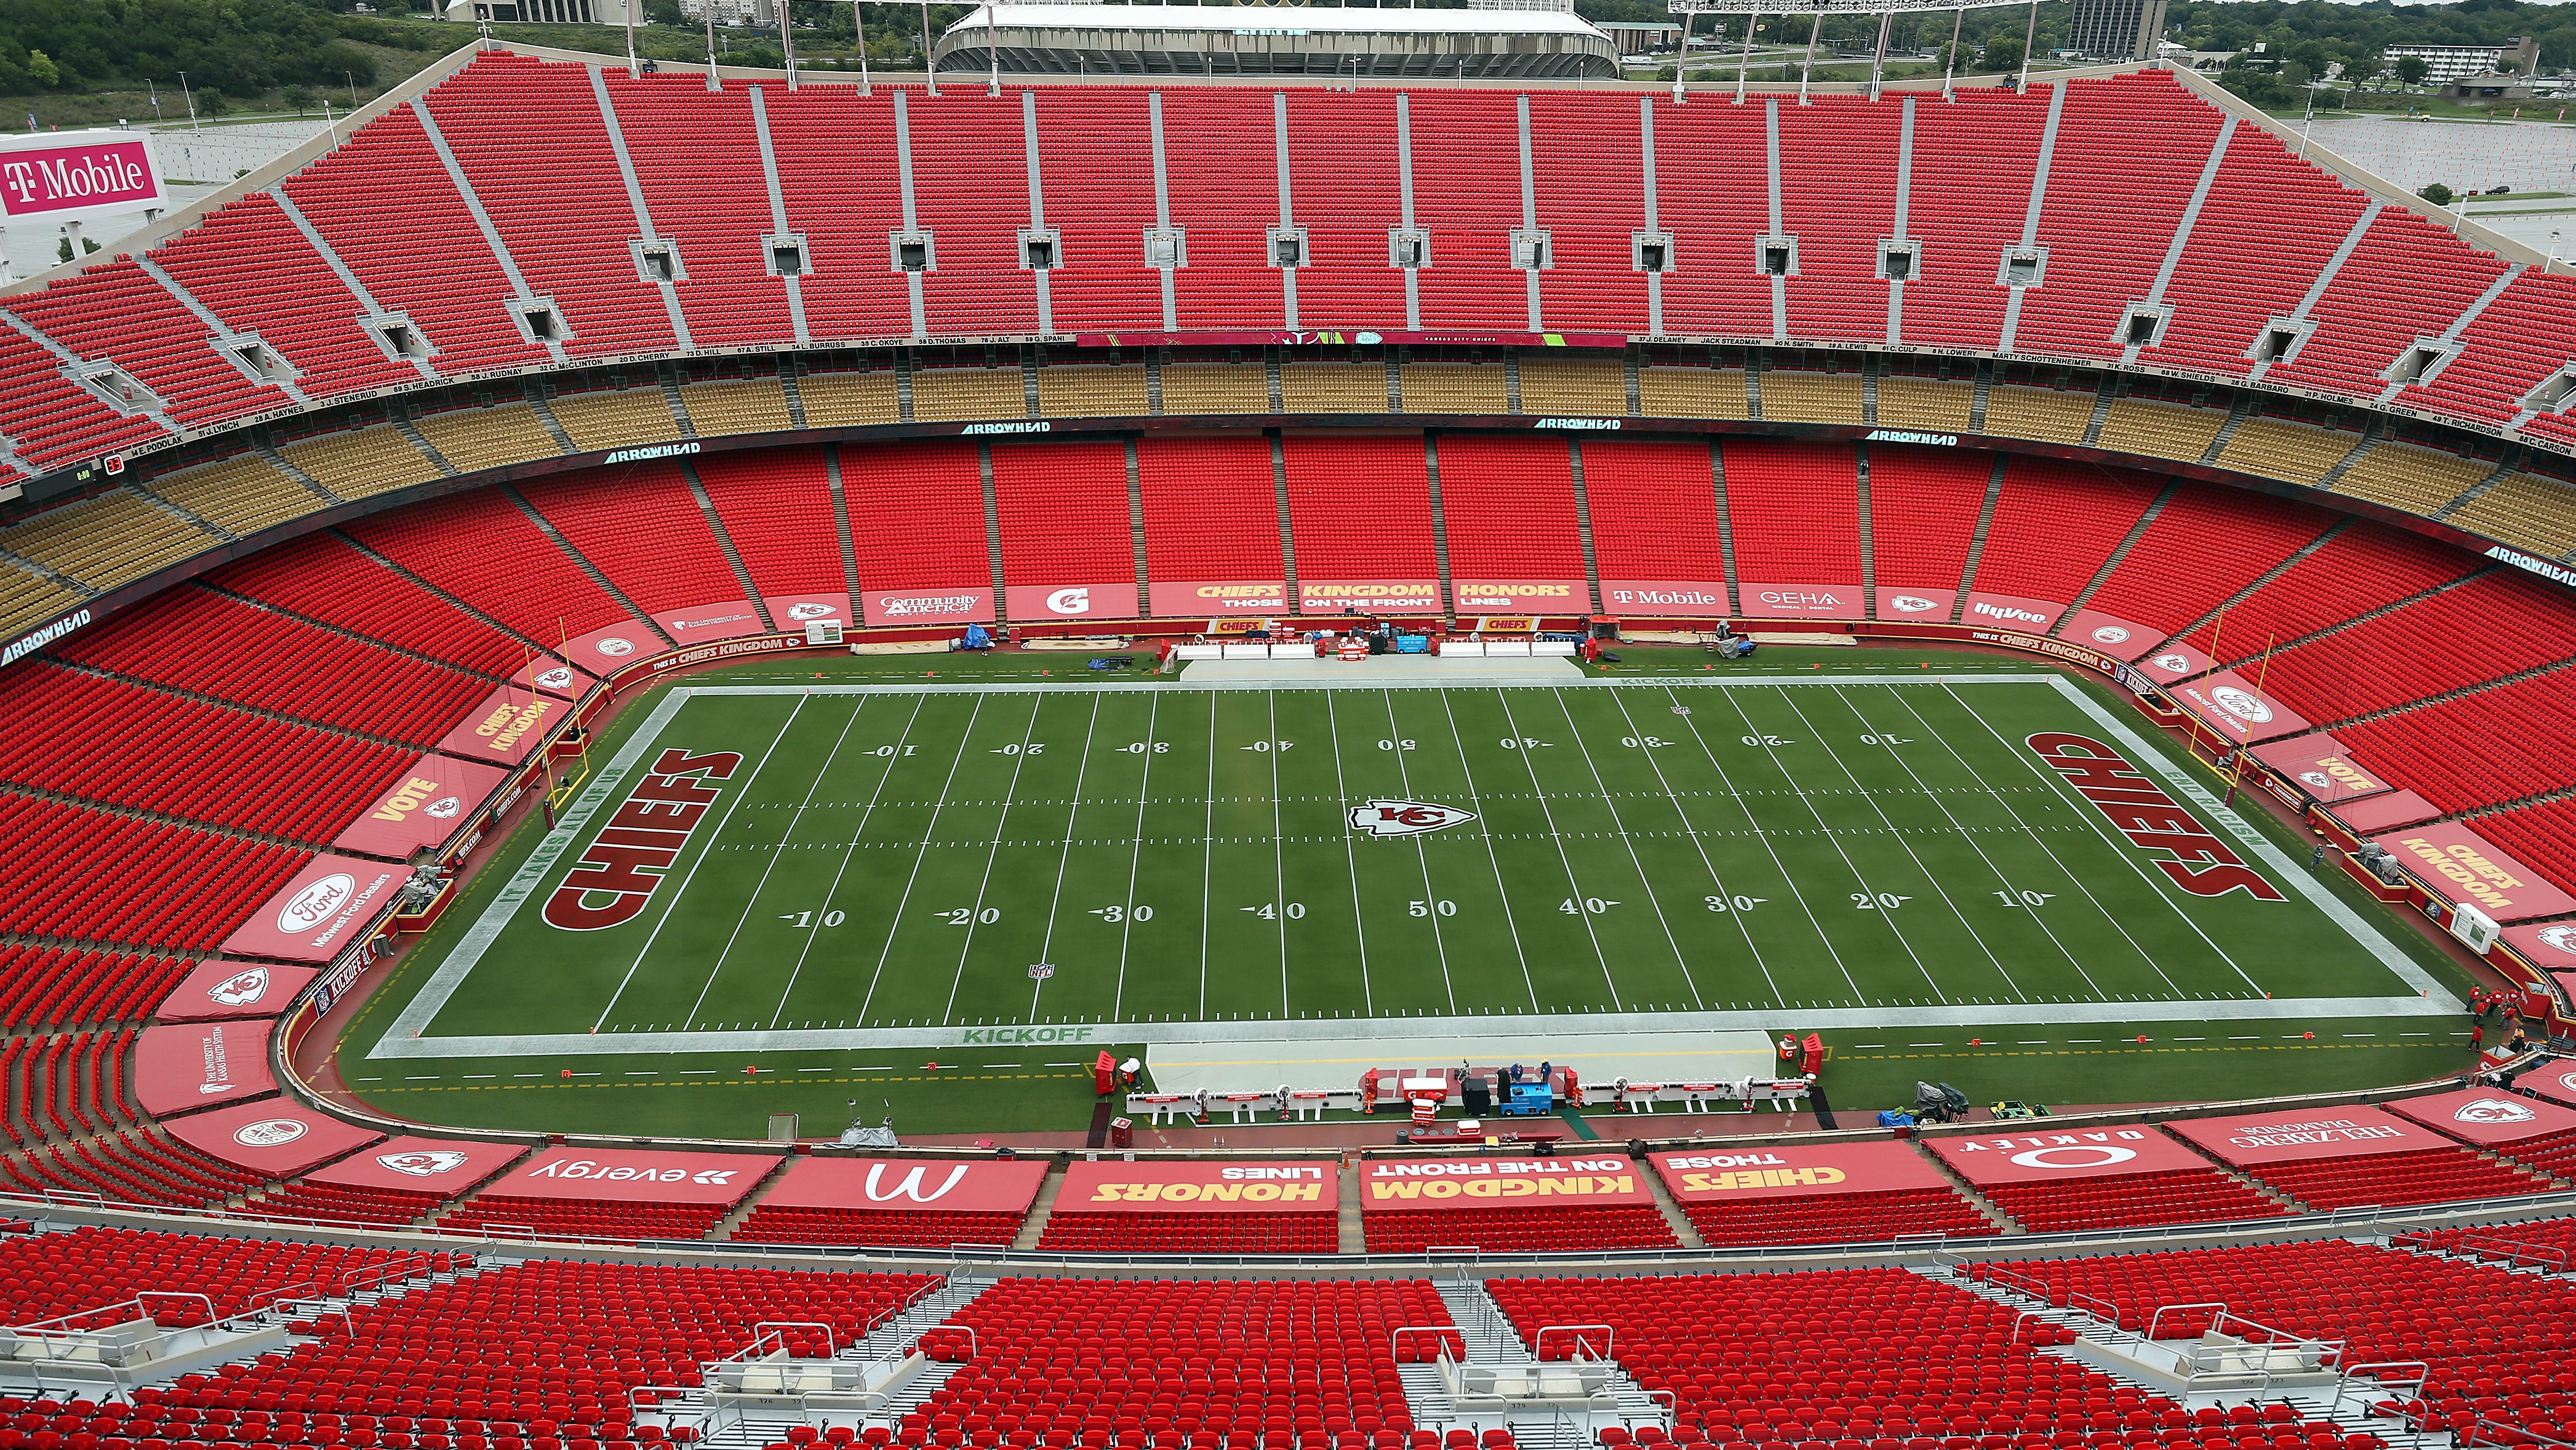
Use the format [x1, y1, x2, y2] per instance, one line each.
[940, 4, 1615, 39]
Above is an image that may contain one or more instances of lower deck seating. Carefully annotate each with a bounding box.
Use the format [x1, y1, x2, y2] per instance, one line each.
[437, 1199, 731, 1243]
[0, 1028, 137, 1148]
[1677, 1185, 1997, 1247]
[246, 1182, 456, 1230]
[0, 947, 188, 1029]
[728, 1206, 1027, 1249]
[2234, 1146, 2552, 1211]
[1970, 1239, 2576, 1443]
[1360, 1206, 1678, 1255]
[0, 1127, 267, 1211]
[0, 1227, 448, 1327]
[1976, 1168, 2287, 1233]
[1035, 1212, 1338, 1255]
[904, 1277, 1450, 1450]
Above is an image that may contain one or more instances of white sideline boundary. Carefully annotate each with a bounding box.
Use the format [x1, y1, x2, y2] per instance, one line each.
[368, 674, 2459, 1064]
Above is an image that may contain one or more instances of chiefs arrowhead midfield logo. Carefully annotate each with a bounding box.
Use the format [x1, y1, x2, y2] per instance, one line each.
[2456, 1098, 2537, 1125]
[1349, 800, 1478, 837]
[378, 1150, 470, 1177]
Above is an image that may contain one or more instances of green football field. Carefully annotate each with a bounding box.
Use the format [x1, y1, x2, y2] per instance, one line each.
[347, 661, 2471, 1140]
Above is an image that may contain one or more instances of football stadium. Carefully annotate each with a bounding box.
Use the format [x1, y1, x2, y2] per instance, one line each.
[6, 23, 2576, 1450]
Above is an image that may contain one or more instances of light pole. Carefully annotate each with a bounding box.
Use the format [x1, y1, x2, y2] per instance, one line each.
[148, 78, 164, 124]
[705, 2, 721, 91]
[178, 70, 200, 129]
[988, 0, 1001, 96]
[1735, 7, 1758, 103]
[777, 0, 800, 88]
[1667, 0, 1726, 103]
[1941, 4, 1961, 100]
[2016, 0, 2036, 90]
[852, 0, 870, 94]
[1797, 10, 1821, 105]
[922, 0, 940, 95]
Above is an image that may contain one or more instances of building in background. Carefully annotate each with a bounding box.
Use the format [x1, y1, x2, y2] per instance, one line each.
[2383, 38, 2540, 83]
[2069, 0, 2167, 62]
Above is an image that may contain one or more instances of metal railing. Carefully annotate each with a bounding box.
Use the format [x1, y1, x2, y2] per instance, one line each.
[1532, 1323, 1615, 1363]
[2330, 1360, 2428, 1420]
[2454, 1234, 2571, 1274]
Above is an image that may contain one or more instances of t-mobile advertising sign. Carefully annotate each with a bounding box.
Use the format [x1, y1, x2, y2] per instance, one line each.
[1, 131, 164, 226]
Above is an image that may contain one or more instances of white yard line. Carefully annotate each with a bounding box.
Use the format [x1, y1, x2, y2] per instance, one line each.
[1487, 688, 1622, 1007]
[1028, 695, 1105, 1018]
[1383, 690, 1459, 1012]
[1198, 691, 1218, 1018]
[1322, 692, 1375, 1016]
[1267, 690, 1290, 1015]
[1430, 690, 1536, 1010]
[680, 697, 867, 1030]
[1110, 693, 1160, 1022]
[939, 696, 1049, 1024]
[1542, 688, 1700, 1008]
[1601, 688, 1782, 1005]
[767, 695, 929, 1027]
[598, 694, 810, 1031]
[853, 695, 988, 1023]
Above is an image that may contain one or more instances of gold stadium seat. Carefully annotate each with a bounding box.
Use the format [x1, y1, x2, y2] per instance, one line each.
[2448, 472, 2576, 559]
[1638, 366, 1749, 419]
[275, 424, 443, 500]
[2, 490, 213, 593]
[1281, 361, 1390, 413]
[1873, 376, 1974, 434]
[412, 402, 563, 474]
[680, 377, 793, 438]
[550, 386, 685, 452]
[2330, 441, 2493, 517]
[2216, 417, 2361, 487]
[1157, 362, 1269, 415]
[797, 369, 901, 427]
[1982, 385, 2093, 444]
[910, 365, 1030, 422]
[1515, 356, 1626, 417]
[2096, 399, 2226, 463]
[1033, 364, 1148, 419]
[147, 454, 323, 538]
[1759, 370, 1864, 424]
[0, 559, 87, 637]
[1398, 362, 1507, 416]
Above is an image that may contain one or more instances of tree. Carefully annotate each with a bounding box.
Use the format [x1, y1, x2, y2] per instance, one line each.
[2395, 54, 2429, 87]
[2344, 55, 2382, 89]
[2421, 181, 2455, 206]
[282, 83, 317, 112]
[25, 48, 59, 87]
[1978, 34, 2022, 72]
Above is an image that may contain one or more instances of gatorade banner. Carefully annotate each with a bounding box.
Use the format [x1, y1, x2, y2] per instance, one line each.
[1360, 1155, 1655, 1212]
[1872, 588, 1956, 623]
[155, 961, 319, 1022]
[162, 1100, 382, 1180]
[762, 1156, 1051, 1214]
[1601, 581, 1731, 617]
[1056, 1159, 1338, 1214]
[2170, 670, 2314, 745]
[1296, 580, 1442, 615]
[1005, 582, 1140, 623]
[1651, 1141, 1955, 1202]
[1925, 1126, 2211, 1185]
[438, 684, 567, 767]
[2247, 734, 2393, 805]
[862, 586, 994, 627]
[2385, 1087, 2576, 1147]
[132, 1017, 280, 1116]
[332, 754, 507, 859]
[303, 1136, 528, 1194]
[2372, 822, 2576, 922]
[1151, 581, 1290, 616]
[2056, 611, 2171, 665]
[1451, 581, 1586, 614]
[220, 854, 406, 964]
[2163, 1104, 2445, 1165]
[1961, 593, 2067, 633]
[654, 601, 766, 643]
[1737, 581, 1865, 620]
[477, 1145, 780, 1207]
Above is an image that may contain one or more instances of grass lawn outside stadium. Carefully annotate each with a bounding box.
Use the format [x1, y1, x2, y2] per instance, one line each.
[334, 647, 2480, 1142]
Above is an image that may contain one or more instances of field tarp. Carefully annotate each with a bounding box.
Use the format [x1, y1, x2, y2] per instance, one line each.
[2247, 734, 2395, 805]
[332, 754, 508, 859]
[220, 854, 408, 964]
[304, 1136, 530, 1194]
[132, 1017, 279, 1116]
[759, 1156, 1051, 1215]
[1926, 1126, 2215, 1185]
[2169, 671, 2315, 746]
[155, 961, 319, 1022]
[1651, 1140, 1956, 1202]
[2163, 1103, 2450, 1165]
[1055, 1159, 1338, 1214]
[1360, 1155, 1656, 1212]
[2371, 821, 2576, 924]
[2384, 1087, 2576, 1147]
[476, 1145, 780, 1207]
[161, 1099, 382, 1178]
[436, 684, 570, 767]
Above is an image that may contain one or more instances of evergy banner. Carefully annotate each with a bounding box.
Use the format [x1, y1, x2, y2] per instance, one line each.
[437, 685, 566, 767]
[1360, 1155, 1655, 1212]
[1005, 581, 1139, 623]
[862, 586, 994, 627]
[2170, 670, 2314, 745]
[2163, 1104, 2441, 1165]
[1652, 1141, 1957, 1202]
[133, 1018, 280, 1117]
[1152, 580, 1290, 616]
[155, 960, 319, 1022]
[1297, 580, 1442, 615]
[2385, 1087, 2576, 1148]
[162, 1100, 382, 1179]
[1925, 1127, 2211, 1185]
[1602, 580, 1732, 617]
[2373, 821, 2576, 923]
[761, 1156, 1051, 1214]
[331, 753, 508, 859]
[1, 130, 163, 226]
[1738, 581, 1865, 620]
[2247, 734, 2392, 805]
[220, 854, 405, 964]
[1451, 580, 1586, 615]
[1056, 1159, 1338, 1214]
[304, 1136, 528, 1194]
[478, 1145, 780, 1207]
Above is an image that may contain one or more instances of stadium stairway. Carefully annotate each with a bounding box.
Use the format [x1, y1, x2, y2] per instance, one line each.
[677, 1277, 989, 1450]
[1405, 1279, 1667, 1450]
[1927, 1259, 2450, 1450]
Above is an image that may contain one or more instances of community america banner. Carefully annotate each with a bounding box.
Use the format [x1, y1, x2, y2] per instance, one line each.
[132, 1017, 279, 1116]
